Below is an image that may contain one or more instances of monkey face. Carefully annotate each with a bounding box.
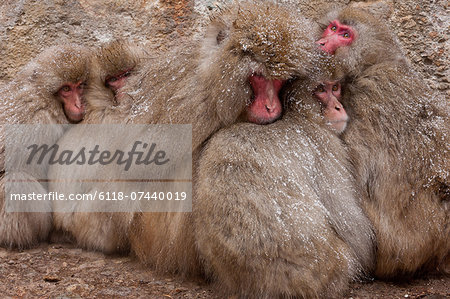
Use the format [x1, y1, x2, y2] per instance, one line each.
[204, 2, 321, 126]
[105, 69, 132, 93]
[56, 81, 86, 123]
[314, 81, 348, 133]
[245, 74, 283, 124]
[316, 20, 355, 54]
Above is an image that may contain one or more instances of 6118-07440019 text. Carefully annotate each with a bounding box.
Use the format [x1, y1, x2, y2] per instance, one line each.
[25, 140, 170, 171]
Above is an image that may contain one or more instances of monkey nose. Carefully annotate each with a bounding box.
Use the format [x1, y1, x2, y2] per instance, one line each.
[334, 101, 344, 111]
[265, 101, 279, 113]
[75, 97, 84, 109]
[316, 39, 326, 46]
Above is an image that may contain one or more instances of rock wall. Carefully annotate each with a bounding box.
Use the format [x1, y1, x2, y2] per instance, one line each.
[0, 0, 448, 96]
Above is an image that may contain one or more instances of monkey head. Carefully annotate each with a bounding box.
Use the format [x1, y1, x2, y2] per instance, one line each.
[25, 44, 91, 123]
[317, 20, 355, 55]
[316, 7, 405, 75]
[85, 40, 146, 116]
[282, 67, 348, 134]
[199, 1, 323, 125]
[95, 40, 144, 96]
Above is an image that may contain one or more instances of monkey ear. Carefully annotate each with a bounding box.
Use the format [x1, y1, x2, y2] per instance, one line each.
[216, 30, 228, 45]
[205, 3, 234, 46]
[348, 1, 392, 20]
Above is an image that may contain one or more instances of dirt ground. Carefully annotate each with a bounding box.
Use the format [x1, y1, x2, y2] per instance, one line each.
[0, 243, 448, 299]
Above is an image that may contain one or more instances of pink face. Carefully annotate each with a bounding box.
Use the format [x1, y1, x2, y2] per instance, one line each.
[314, 81, 348, 133]
[245, 74, 283, 125]
[316, 20, 355, 54]
[57, 81, 86, 123]
[105, 69, 132, 93]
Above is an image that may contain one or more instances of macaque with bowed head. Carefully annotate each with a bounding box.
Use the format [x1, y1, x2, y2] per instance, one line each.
[116, 0, 320, 149]
[194, 74, 374, 298]
[0, 44, 91, 249]
[317, 6, 449, 277]
[128, 0, 328, 279]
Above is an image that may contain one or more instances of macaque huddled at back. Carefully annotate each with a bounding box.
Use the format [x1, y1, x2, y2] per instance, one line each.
[317, 6, 449, 277]
[194, 73, 375, 298]
[0, 44, 91, 249]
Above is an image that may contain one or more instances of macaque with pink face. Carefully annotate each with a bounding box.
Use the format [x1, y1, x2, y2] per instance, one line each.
[0, 44, 90, 249]
[315, 7, 450, 279]
[105, 69, 132, 93]
[314, 81, 348, 133]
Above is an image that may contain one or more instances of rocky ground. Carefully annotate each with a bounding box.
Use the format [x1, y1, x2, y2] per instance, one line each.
[0, 243, 448, 298]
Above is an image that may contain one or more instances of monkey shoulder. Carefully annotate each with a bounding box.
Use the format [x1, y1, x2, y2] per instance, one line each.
[205, 123, 272, 154]
[200, 123, 282, 174]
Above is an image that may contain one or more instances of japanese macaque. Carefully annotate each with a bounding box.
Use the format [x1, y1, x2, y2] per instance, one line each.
[128, 0, 329, 277]
[318, 7, 449, 277]
[194, 75, 374, 298]
[0, 45, 90, 249]
[50, 40, 147, 253]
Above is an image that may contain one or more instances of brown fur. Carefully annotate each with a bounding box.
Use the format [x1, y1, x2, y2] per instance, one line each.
[84, 39, 148, 123]
[0, 44, 91, 249]
[194, 77, 375, 298]
[128, 0, 328, 278]
[324, 7, 449, 278]
[50, 40, 147, 253]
